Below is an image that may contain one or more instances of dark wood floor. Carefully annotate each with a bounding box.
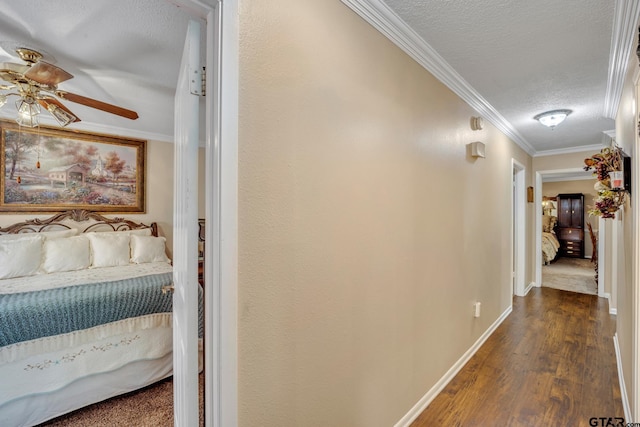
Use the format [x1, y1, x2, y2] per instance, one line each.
[411, 287, 624, 427]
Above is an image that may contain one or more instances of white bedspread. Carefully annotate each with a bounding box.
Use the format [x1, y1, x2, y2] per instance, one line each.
[542, 232, 560, 264]
[0, 262, 172, 294]
[0, 262, 176, 416]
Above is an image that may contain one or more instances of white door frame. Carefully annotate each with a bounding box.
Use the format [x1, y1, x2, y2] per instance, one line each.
[207, 2, 239, 426]
[169, 1, 239, 426]
[633, 79, 640, 422]
[512, 159, 526, 297]
[534, 171, 542, 288]
[598, 216, 607, 298]
[173, 18, 201, 426]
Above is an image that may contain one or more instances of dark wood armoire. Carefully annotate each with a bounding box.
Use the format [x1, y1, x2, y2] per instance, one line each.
[556, 193, 584, 258]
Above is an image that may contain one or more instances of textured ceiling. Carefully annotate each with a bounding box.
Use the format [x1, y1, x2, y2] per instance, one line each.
[0, 0, 199, 141]
[383, 0, 617, 153]
[0, 1, 623, 153]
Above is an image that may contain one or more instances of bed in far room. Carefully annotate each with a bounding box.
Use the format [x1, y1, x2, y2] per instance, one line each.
[542, 214, 560, 264]
[0, 210, 202, 427]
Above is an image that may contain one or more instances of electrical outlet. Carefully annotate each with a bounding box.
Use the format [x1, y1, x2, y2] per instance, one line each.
[474, 302, 481, 318]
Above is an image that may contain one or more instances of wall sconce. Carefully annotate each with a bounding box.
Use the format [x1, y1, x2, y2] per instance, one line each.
[469, 141, 485, 158]
[470, 116, 484, 131]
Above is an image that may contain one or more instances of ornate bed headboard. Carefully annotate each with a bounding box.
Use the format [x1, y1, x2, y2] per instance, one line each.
[0, 210, 158, 236]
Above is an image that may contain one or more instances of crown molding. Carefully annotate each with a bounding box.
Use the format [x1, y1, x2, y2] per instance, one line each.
[603, 0, 640, 119]
[542, 172, 594, 183]
[534, 143, 604, 158]
[340, 0, 536, 156]
[69, 121, 174, 143]
[538, 167, 593, 183]
[0, 111, 173, 143]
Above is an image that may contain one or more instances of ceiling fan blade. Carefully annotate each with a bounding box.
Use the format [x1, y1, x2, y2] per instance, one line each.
[25, 61, 73, 86]
[0, 62, 29, 84]
[55, 90, 139, 120]
[38, 97, 81, 126]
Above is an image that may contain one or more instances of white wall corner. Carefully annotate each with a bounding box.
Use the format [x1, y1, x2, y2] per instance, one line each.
[394, 306, 513, 427]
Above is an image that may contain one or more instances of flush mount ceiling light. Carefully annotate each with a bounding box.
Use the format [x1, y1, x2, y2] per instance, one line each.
[534, 109, 572, 129]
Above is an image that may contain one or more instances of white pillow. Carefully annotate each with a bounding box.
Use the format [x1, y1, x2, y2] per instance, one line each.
[0, 235, 43, 279]
[41, 235, 90, 273]
[130, 235, 170, 264]
[41, 228, 79, 239]
[87, 233, 131, 268]
[89, 228, 152, 237]
[0, 228, 77, 241]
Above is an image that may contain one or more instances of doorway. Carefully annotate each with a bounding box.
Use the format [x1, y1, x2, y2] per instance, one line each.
[535, 168, 609, 297]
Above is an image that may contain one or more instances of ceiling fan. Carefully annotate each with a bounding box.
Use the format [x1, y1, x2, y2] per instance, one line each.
[0, 47, 138, 127]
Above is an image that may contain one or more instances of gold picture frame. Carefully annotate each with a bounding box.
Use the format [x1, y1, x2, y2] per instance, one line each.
[0, 121, 146, 213]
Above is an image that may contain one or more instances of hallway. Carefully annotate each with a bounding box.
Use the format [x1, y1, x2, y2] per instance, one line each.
[411, 287, 623, 426]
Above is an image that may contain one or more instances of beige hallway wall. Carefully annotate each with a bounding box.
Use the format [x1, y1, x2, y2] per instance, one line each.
[613, 50, 638, 420]
[237, 1, 533, 425]
[533, 150, 597, 172]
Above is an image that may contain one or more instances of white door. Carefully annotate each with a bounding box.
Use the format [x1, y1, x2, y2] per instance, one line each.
[173, 19, 201, 426]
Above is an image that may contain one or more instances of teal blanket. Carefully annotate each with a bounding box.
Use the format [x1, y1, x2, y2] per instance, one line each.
[0, 272, 203, 347]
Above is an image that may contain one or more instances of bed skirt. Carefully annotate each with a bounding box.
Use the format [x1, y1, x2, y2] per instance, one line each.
[0, 313, 203, 427]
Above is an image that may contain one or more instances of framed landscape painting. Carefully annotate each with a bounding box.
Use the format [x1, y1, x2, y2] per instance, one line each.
[0, 121, 146, 212]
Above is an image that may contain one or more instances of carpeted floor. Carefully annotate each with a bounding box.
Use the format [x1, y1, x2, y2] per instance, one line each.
[38, 373, 204, 427]
[542, 256, 597, 295]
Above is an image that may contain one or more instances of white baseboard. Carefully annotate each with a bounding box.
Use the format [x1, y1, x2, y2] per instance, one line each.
[613, 333, 631, 422]
[601, 293, 616, 315]
[524, 282, 536, 295]
[394, 305, 513, 427]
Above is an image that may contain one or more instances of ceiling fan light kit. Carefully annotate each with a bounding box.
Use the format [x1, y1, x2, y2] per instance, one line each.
[534, 109, 572, 129]
[0, 47, 138, 128]
[44, 102, 78, 126]
[15, 94, 41, 127]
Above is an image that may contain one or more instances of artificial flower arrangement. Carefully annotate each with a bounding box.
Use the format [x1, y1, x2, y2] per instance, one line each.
[583, 145, 626, 218]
